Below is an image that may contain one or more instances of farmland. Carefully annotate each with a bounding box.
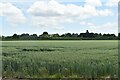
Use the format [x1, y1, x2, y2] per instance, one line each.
[1, 40, 118, 78]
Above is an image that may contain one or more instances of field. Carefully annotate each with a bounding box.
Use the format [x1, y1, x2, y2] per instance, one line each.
[1, 40, 118, 78]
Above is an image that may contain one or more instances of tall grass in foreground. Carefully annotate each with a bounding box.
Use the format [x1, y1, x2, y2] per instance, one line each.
[2, 41, 118, 78]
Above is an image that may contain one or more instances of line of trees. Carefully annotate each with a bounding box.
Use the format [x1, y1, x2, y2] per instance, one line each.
[1, 30, 119, 40]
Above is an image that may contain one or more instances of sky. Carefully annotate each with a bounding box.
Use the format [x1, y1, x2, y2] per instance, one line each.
[0, 0, 119, 36]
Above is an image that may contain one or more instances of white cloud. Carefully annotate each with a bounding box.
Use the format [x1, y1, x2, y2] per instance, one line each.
[0, 2, 26, 24]
[28, 1, 105, 18]
[27, 0, 65, 17]
[1, 0, 37, 2]
[106, 0, 119, 7]
[79, 21, 118, 35]
[85, 0, 102, 7]
[27, 0, 112, 29]
[0, 28, 1, 33]
[89, 22, 118, 34]
[30, 16, 64, 30]
[97, 9, 113, 16]
[80, 21, 94, 26]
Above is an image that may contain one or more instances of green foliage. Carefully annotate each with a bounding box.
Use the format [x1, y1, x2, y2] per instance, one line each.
[2, 31, 119, 40]
[2, 40, 118, 78]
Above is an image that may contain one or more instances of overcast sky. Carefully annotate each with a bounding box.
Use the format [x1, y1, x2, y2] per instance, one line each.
[0, 0, 118, 36]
